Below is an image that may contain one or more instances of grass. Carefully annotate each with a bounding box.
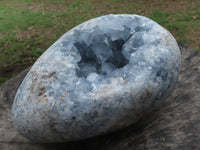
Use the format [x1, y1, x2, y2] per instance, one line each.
[0, 0, 200, 84]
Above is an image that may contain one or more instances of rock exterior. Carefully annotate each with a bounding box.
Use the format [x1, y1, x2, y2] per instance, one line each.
[12, 14, 181, 142]
[1, 43, 199, 150]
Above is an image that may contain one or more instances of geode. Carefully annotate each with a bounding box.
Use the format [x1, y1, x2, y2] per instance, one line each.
[12, 14, 181, 142]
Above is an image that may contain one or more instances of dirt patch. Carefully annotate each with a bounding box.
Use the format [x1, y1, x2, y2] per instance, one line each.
[137, 0, 200, 13]
[12, 1, 73, 12]
[16, 26, 56, 42]
[16, 26, 38, 41]
[14, 2, 42, 12]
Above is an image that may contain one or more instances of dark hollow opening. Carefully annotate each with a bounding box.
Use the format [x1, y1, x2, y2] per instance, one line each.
[74, 35, 129, 78]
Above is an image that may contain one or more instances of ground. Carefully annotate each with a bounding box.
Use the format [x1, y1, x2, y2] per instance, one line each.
[0, 0, 200, 84]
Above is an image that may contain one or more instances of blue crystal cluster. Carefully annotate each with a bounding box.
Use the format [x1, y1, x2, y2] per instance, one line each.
[12, 14, 181, 142]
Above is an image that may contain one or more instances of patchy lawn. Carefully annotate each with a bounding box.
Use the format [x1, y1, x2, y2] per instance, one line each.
[0, 0, 200, 84]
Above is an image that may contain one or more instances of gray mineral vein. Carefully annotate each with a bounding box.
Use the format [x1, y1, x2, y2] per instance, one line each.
[12, 14, 181, 142]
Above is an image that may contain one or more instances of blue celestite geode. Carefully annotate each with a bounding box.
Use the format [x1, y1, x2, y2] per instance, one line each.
[12, 14, 181, 142]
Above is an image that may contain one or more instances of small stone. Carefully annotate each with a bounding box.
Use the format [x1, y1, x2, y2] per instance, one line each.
[12, 14, 181, 143]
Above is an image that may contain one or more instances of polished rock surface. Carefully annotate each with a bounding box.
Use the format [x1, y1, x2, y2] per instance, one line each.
[12, 14, 181, 142]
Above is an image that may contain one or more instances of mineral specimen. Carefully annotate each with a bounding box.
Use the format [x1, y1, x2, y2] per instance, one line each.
[12, 14, 181, 142]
